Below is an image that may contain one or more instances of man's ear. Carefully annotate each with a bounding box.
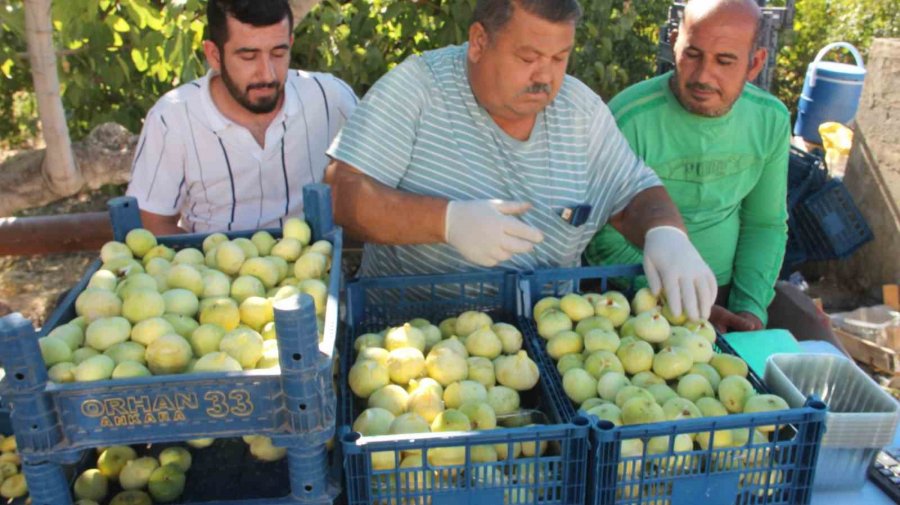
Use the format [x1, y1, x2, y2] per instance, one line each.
[468, 22, 488, 63]
[203, 40, 222, 74]
[668, 26, 679, 47]
[747, 46, 767, 81]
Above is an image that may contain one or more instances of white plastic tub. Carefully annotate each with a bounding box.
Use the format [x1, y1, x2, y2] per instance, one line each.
[765, 353, 900, 490]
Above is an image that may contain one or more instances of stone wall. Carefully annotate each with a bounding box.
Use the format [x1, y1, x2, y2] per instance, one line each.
[823, 38, 900, 292]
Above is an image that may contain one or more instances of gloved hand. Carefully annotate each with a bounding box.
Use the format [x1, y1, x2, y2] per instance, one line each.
[642, 226, 717, 321]
[445, 200, 544, 267]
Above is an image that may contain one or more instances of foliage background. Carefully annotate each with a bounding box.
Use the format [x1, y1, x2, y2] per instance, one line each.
[0, 0, 897, 148]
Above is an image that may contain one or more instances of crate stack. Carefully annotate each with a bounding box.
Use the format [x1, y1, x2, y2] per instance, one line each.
[0, 184, 343, 505]
[783, 148, 873, 275]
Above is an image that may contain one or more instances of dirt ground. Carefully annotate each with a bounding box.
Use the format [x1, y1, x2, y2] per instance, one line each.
[0, 184, 125, 327]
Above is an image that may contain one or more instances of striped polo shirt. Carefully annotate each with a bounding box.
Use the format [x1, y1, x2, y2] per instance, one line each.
[329, 44, 660, 278]
[127, 69, 357, 232]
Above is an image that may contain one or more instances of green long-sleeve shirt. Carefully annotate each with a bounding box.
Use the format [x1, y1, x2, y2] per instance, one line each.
[584, 72, 790, 324]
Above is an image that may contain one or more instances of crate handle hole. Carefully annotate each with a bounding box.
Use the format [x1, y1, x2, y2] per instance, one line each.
[292, 353, 302, 361]
[596, 419, 616, 431]
[808, 399, 827, 411]
[304, 485, 313, 492]
[299, 404, 307, 411]
[31, 424, 37, 430]
[14, 373, 24, 381]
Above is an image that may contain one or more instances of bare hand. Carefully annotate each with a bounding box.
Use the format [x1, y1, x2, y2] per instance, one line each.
[709, 305, 763, 333]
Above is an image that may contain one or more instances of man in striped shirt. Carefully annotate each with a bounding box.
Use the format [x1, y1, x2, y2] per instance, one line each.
[326, 0, 718, 321]
[127, 0, 356, 234]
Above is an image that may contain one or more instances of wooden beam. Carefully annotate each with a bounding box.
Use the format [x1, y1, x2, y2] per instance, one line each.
[834, 327, 900, 374]
[0, 212, 112, 255]
[884, 284, 900, 311]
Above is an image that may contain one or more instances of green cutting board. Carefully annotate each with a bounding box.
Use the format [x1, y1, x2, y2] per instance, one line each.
[722, 329, 802, 378]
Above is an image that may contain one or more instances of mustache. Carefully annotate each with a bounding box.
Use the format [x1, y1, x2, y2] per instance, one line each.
[247, 81, 279, 92]
[686, 81, 719, 93]
[522, 82, 552, 95]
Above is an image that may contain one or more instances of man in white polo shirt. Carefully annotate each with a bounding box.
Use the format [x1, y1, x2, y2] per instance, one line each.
[127, 0, 356, 234]
[325, 0, 718, 321]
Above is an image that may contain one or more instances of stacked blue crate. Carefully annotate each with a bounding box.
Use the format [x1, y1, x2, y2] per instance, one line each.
[518, 265, 828, 505]
[0, 184, 342, 505]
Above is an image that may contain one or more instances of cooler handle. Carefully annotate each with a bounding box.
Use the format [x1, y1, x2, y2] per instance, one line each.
[810, 42, 865, 87]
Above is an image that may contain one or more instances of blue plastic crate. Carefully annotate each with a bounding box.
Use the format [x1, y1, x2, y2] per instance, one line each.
[0, 184, 341, 461]
[0, 405, 9, 435]
[0, 184, 342, 505]
[2, 390, 30, 505]
[794, 179, 874, 261]
[518, 265, 828, 505]
[0, 375, 9, 433]
[591, 401, 826, 505]
[16, 439, 336, 505]
[340, 271, 591, 505]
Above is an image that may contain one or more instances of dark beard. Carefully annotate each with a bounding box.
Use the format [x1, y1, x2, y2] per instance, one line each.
[220, 60, 282, 114]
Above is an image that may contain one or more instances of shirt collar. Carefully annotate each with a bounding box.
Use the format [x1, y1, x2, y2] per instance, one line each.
[198, 69, 298, 133]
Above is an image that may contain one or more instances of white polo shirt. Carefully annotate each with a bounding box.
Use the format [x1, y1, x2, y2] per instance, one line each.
[127, 69, 357, 232]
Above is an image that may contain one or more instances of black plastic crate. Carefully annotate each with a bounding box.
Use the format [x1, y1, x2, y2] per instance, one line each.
[787, 148, 828, 210]
[794, 179, 874, 261]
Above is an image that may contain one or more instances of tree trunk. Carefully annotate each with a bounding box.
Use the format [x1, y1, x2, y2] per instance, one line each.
[0, 123, 136, 217]
[289, 0, 323, 28]
[24, 0, 82, 196]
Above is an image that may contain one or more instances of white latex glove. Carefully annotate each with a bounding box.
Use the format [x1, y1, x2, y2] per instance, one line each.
[445, 200, 544, 267]
[642, 226, 717, 321]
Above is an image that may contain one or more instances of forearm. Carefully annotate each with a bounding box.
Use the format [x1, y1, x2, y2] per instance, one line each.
[324, 160, 447, 245]
[608, 186, 686, 248]
[730, 129, 790, 325]
[139, 210, 185, 236]
[728, 222, 787, 324]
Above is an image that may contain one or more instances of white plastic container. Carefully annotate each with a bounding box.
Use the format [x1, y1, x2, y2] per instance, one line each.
[765, 353, 900, 490]
[830, 305, 900, 347]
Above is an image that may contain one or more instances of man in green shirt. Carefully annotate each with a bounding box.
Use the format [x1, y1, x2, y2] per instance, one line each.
[585, 0, 787, 332]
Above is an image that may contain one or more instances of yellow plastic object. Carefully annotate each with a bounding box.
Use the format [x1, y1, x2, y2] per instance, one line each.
[818, 122, 853, 177]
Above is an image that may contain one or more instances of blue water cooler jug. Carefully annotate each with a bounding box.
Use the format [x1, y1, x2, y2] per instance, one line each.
[793, 42, 866, 145]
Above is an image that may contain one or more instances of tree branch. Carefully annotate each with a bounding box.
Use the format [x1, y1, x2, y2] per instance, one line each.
[289, 0, 323, 28]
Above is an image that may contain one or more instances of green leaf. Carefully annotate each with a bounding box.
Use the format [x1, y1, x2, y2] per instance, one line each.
[131, 48, 148, 72]
[110, 15, 131, 33]
[0, 58, 13, 79]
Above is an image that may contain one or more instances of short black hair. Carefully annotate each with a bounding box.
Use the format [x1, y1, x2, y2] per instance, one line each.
[207, 0, 293, 49]
[473, 0, 583, 35]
